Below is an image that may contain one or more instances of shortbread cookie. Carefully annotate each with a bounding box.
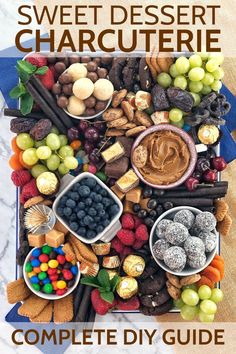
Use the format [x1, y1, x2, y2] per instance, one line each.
[126, 126, 146, 137]
[18, 294, 49, 318]
[7, 278, 31, 304]
[30, 302, 53, 323]
[180, 274, 201, 287]
[54, 294, 73, 323]
[24, 196, 44, 209]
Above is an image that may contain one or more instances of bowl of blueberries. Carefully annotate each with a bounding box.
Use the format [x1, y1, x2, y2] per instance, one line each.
[53, 172, 123, 244]
[150, 206, 218, 276]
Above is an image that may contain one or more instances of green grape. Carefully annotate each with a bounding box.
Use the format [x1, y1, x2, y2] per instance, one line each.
[190, 93, 201, 107]
[198, 285, 212, 300]
[189, 81, 203, 93]
[201, 85, 212, 95]
[58, 134, 68, 147]
[206, 59, 219, 73]
[200, 299, 217, 315]
[212, 67, 224, 80]
[58, 145, 74, 159]
[36, 146, 52, 160]
[31, 164, 48, 178]
[169, 64, 180, 78]
[211, 80, 222, 92]
[210, 288, 224, 303]
[169, 108, 183, 122]
[174, 76, 188, 90]
[46, 133, 61, 150]
[157, 72, 172, 88]
[199, 310, 215, 323]
[171, 119, 184, 128]
[181, 289, 199, 306]
[64, 156, 78, 170]
[189, 54, 202, 68]
[50, 126, 59, 135]
[175, 57, 190, 74]
[173, 298, 185, 309]
[58, 163, 70, 175]
[208, 53, 224, 65]
[182, 284, 198, 291]
[22, 148, 39, 166]
[196, 51, 209, 61]
[34, 139, 46, 148]
[201, 73, 214, 86]
[188, 67, 205, 81]
[180, 305, 198, 321]
[46, 154, 61, 171]
[16, 133, 34, 150]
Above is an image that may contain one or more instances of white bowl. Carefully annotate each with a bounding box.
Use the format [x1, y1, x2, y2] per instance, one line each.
[53, 172, 123, 244]
[23, 246, 80, 300]
[149, 206, 217, 276]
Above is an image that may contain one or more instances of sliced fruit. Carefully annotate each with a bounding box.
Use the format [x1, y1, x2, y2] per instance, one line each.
[201, 266, 221, 283]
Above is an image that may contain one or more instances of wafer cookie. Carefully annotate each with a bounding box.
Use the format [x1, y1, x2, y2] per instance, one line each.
[62, 242, 76, 261]
[69, 234, 98, 263]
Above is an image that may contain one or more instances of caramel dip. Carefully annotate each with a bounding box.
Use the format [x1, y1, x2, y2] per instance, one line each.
[132, 130, 190, 185]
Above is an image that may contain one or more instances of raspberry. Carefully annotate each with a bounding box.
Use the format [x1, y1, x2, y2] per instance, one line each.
[132, 239, 146, 250]
[133, 215, 143, 229]
[26, 53, 47, 67]
[111, 237, 124, 253]
[20, 179, 39, 204]
[117, 229, 135, 246]
[121, 246, 133, 257]
[38, 68, 55, 90]
[135, 224, 149, 241]
[11, 169, 31, 187]
[117, 296, 140, 311]
[121, 214, 135, 230]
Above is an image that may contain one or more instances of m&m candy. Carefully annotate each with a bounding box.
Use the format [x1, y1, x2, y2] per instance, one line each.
[25, 262, 32, 273]
[63, 270, 73, 280]
[57, 280, 66, 289]
[48, 260, 59, 269]
[40, 263, 48, 272]
[43, 283, 53, 294]
[28, 271, 36, 278]
[30, 276, 39, 284]
[39, 254, 49, 263]
[31, 259, 40, 267]
[32, 284, 40, 291]
[56, 289, 67, 296]
[32, 248, 41, 257]
[42, 245, 52, 255]
[57, 255, 66, 265]
[38, 272, 47, 280]
[33, 267, 41, 274]
[71, 265, 78, 275]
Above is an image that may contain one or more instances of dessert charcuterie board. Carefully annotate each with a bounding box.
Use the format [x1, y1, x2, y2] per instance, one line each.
[5, 50, 231, 323]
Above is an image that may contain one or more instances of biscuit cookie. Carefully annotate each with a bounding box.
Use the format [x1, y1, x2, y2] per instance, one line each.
[24, 196, 44, 208]
[30, 302, 53, 323]
[54, 294, 73, 323]
[180, 274, 201, 287]
[166, 280, 181, 300]
[18, 294, 49, 318]
[7, 278, 31, 304]
[214, 199, 229, 221]
[126, 126, 146, 137]
[134, 111, 153, 127]
[217, 213, 232, 236]
[106, 129, 125, 137]
[119, 122, 136, 130]
[166, 272, 181, 289]
[132, 145, 148, 168]
[107, 117, 128, 128]
[121, 101, 134, 121]
[112, 89, 127, 108]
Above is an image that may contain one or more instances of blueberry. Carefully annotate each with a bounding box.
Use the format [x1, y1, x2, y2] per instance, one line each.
[70, 213, 77, 221]
[87, 230, 96, 239]
[84, 215, 94, 225]
[156, 205, 164, 216]
[78, 185, 91, 197]
[153, 189, 165, 197]
[95, 203, 103, 211]
[100, 189, 107, 197]
[78, 202, 85, 210]
[97, 225, 104, 233]
[149, 210, 157, 220]
[103, 219, 110, 228]
[147, 199, 157, 210]
[78, 227, 86, 236]
[94, 185, 101, 193]
[94, 216, 101, 222]
[143, 186, 153, 198]
[163, 201, 174, 210]
[64, 207, 72, 217]
[137, 209, 147, 219]
[85, 177, 97, 189]
[85, 197, 93, 207]
[90, 192, 97, 200]
[94, 194, 102, 202]
[80, 220, 85, 227]
[102, 197, 111, 208]
[144, 217, 154, 228]
[70, 192, 80, 201]
[98, 209, 106, 217]
[77, 210, 86, 219]
[60, 196, 67, 205]
[57, 207, 64, 216]
[74, 182, 81, 191]
[66, 199, 76, 208]
[70, 222, 79, 231]
[133, 203, 141, 213]
[88, 223, 96, 230]
[109, 204, 120, 216]
[88, 207, 97, 216]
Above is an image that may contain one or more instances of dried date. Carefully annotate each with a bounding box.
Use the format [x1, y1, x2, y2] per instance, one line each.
[10, 118, 37, 134]
[151, 84, 170, 111]
[30, 119, 52, 141]
[167, 87, 194, 112]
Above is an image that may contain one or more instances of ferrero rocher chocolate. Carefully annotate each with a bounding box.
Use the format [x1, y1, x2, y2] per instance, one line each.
[36, 172, 59, 195]
[116, 276, 138, 299]
[106, 269, 119, 280]
[102, 255, 120, 269]
[123, 255, 145, 277]
[91, 242, 111, 256]
[198, 124, 220, 145]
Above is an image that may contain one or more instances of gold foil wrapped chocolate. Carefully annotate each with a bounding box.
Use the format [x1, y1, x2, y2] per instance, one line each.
[91, 242, 111, 256]
[198, 124, 220, 145]
[102, 255, 120, 269]
[36, 172, 59, 195]
[116, 276, 138, 299]
[123, 255, 145, 277]
[106, 269, 119, 280]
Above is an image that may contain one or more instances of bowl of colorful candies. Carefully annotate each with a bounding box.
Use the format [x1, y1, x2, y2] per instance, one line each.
[23, 244, 80, 300]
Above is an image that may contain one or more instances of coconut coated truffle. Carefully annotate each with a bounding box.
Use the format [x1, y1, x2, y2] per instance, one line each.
[174, 209, 195, 229]
[73, 78, 94, 100]
[199, 232, 217, 252]
[93, 79, 114, 101]
[152, 239, 170, 260]
[164, 246, 187, 272]
[184, 236, 205, 257]
[187, 253, 206, 269]
[165, 222, 189, 245]
[155, 219, 173, 239]
[67, 96, 86, 116]
[195, 212, 217, 232]
[67, 63, 87, 81]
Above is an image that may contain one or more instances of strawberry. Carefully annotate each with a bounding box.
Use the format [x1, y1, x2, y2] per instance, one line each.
[117, 296, 140, 311]
[91, 289, 116, 315]
[26, 53, 47, 67]
[38, 68, 55, 90]
[117, 229, 135, 246]
[135, 224, 149, 241]
[121, 214, 135, 230]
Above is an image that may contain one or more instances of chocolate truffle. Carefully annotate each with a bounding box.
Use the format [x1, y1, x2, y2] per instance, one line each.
[195, 212, 217, 232]
[155, 219, 173, 239]
[67, 96, 86, 116]
[165, 222, 189, 245]
[164, 246, 187, 272]
[73, 78, 94, 100]
[67, 63, 87, 81]
[184, 236, 205, 257]
[174, 209, 195, 229]
[93, 79, 114, 101]
[152, 239, 170, 260]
